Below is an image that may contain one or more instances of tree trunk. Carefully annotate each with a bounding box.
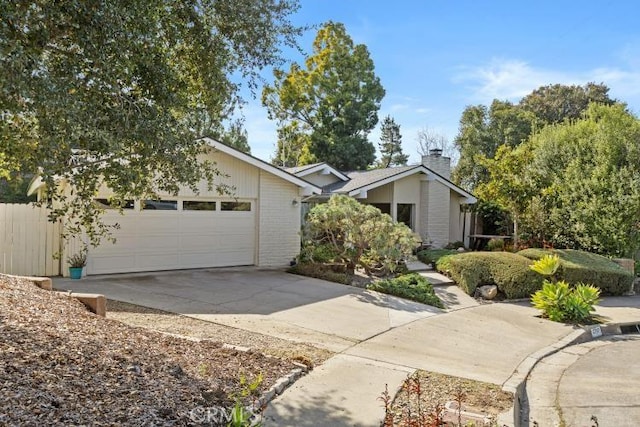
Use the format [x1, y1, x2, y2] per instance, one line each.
[513, 213, 520, 250]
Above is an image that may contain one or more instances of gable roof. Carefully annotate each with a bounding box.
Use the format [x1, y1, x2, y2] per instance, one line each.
[323, 165, 476, 203]
[28, 138, 322, 197]
[201, 138, 321, 195]
[285, 162, 349, 182]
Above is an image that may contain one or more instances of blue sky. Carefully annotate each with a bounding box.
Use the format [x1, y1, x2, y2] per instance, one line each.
[240, 0, 640, 164]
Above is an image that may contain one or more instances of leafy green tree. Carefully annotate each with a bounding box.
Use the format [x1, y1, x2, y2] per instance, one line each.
[210, 118, 251, 154]
[0, 0, 301, 245]
[452, 100, 534, 190]
[263, 21, 385, 170]
[482, 103, 640, 256]
[304, 195, 418, 275]
[452, 83, 616, 191]
[520, 82, 616, 126]
[476, 143, 536, 249]
[377, 115, 408, 168]
[271, 121, 314, 167]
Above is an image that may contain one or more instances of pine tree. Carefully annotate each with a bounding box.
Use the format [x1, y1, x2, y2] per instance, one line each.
[378, 116, 408, 168]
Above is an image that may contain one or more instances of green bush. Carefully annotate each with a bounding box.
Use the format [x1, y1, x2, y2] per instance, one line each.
[367, 273, 444, 308]
[287, 263, 350, 285]
[519, 248, 633, 295]
[435, 252, 543, 299]
[444, 241, 465, 250]
[417, 249, 458, 265]
[486, 238, 505, 251]
[531, 281, 600, 323]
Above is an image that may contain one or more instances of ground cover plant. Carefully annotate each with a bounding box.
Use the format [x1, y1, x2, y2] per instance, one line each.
[519, 248, 632, 295]
[367, 273, 444, 308]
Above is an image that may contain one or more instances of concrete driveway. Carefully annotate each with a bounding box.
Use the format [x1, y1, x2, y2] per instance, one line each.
[53, 268, 442, 352]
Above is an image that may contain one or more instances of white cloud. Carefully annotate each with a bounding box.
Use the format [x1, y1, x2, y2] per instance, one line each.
[453, 58, 640, 105]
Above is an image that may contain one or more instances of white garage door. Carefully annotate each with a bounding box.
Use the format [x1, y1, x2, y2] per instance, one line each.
[88, 199, 256, 274]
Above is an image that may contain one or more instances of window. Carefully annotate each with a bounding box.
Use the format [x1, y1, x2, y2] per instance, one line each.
[369, 203, 391, 215]
[183, 201, 216, 211]
[221, 201, 251, 211]
[142, 200, 177, 210]
[396, 204, 414, 230]
[94, 198, 134, 209]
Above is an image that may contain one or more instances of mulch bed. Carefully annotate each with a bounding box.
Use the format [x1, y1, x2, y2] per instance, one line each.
[0, 275, 296, 426]
[384, 370, 514, 426]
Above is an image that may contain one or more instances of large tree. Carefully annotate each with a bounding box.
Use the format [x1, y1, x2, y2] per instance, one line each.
[520, 82, 615, 126]
[377, 115, 408, 168]
[480, 104, 640, 256]
[452, 83, 616, 191]
[262, 21, 385, 170]
[0, 0, 301, 245]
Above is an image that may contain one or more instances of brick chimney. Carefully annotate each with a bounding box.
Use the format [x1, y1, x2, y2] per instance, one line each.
[422, 148, 451, 179]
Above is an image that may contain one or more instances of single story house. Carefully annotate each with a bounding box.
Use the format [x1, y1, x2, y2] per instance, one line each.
[287, 150, 477, 248]
[28, 138, 320, 276]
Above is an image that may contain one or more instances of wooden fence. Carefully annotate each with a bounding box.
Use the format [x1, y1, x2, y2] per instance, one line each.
[0, 203, 61, 276]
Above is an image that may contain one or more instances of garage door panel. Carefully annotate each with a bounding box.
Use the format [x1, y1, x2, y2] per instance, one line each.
[89, 201, 256, 274]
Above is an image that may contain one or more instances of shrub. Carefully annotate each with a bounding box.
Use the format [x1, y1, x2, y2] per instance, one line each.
[444, 241, 465, 250]
[416, 249, 458, 265]
[435, 252, 542, 299]
[486, 238, 504, 251]
[300, 243, 339, 263]
[530, 255, 601, 323]
[304, 195, 418, 275]
[531, 281, 600, 323]
[519, 248, 633, 295]
[287, 263, 350, 285]
[367, 273, 444, 308]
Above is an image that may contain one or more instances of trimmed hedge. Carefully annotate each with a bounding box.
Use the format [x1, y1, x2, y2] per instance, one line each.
[518, 248, 633, 296]
[417, 249, 458, 265]
[367, 273, 444, 308]
[436, 252, 543, 299]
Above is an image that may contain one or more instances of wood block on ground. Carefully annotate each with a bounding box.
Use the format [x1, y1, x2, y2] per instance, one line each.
[70, 293, 106, 317]
[23, 276, 53, 291]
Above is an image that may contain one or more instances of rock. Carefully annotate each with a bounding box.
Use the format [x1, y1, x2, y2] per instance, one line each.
[478, 285, 498, 300]
[457, 247, 465, 252]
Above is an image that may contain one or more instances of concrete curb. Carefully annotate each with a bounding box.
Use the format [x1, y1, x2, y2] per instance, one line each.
[501, 321, 640, 427]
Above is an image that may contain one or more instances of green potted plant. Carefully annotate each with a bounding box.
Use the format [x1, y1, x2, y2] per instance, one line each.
[68, 251, 87, 279]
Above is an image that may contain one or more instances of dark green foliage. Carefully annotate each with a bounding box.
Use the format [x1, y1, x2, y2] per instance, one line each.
[436, 252, 543, 299]
[287, 263, 350, 285]
[263, 21, 385, 170]
[367, 273, 444, 308]
[519, 248, 633, 296]
[417, 249, 458, 265]
[486, 238, 505, 251]
[377, 115, 408, 168]
[1, 0, 302, 247]
[444, 241, 465, 250]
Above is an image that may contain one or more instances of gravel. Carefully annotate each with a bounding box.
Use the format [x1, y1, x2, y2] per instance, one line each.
[0, 275, 302, 426]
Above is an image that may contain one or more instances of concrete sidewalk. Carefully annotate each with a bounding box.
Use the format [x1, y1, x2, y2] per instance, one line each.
[264, 302, 577, 426]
